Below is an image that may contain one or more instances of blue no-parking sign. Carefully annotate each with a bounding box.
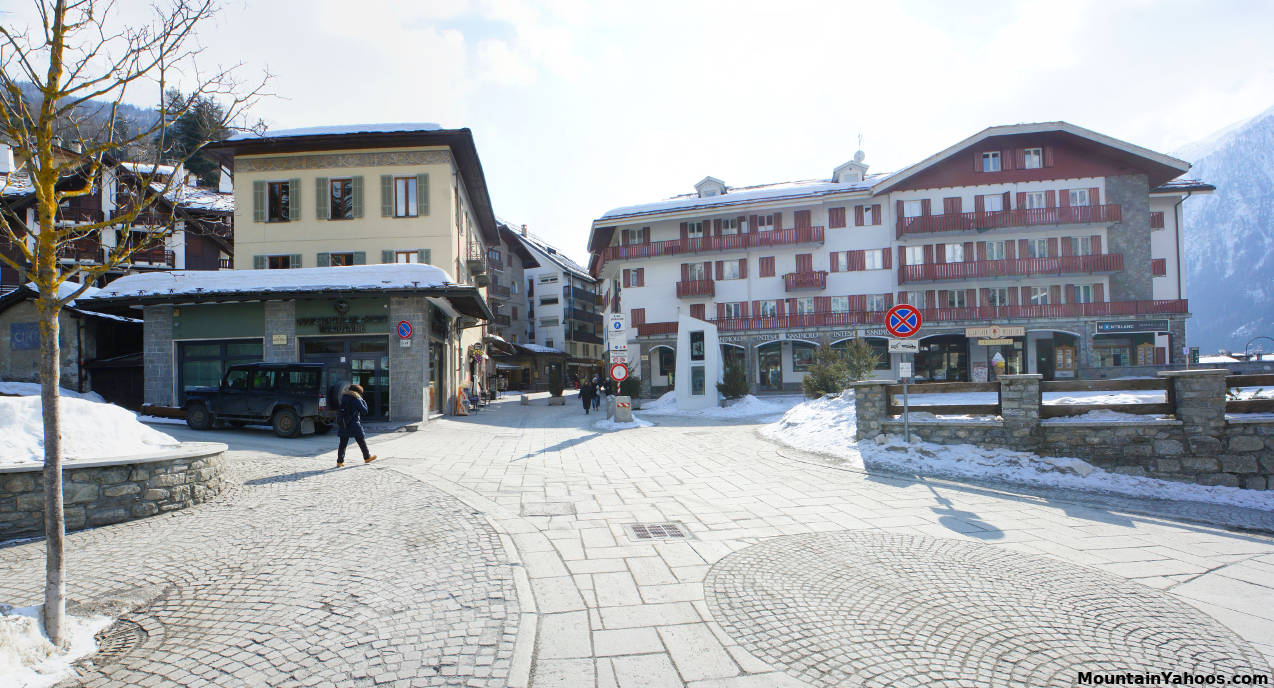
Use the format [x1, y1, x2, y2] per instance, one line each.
[397, 320, 414, 339]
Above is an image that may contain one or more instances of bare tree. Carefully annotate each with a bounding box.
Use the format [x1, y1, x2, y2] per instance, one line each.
[0, 0, 265, 645]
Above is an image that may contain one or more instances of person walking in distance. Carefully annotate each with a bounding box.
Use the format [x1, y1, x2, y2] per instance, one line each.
[591, 375, 603, 411]
[336, 383, 376, 467]
[580, 377, 596, 414]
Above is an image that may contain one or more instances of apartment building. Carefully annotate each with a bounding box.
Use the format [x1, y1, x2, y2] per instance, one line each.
[487, 222, 538, 345]
[519, 231, 604, 383]
[587, 122, 1211, 394]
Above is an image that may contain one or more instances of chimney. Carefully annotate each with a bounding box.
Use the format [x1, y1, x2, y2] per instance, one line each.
[0, 144, 13, 175]
[521, 224, 527, 237]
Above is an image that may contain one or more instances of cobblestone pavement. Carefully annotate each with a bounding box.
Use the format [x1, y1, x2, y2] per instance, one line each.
[0, 439, 519, 687]
[373, 393, 1274, 687]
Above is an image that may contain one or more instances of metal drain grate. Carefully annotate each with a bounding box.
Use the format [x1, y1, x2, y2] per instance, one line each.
[628, 522, 690, 540]
[91, 618, 147, 665]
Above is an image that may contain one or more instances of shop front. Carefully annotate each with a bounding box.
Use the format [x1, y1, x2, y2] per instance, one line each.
[915, 334, 969, 382]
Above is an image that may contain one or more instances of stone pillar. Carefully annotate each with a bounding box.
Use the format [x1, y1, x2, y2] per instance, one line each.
[998, 374, 1042, 443]
[263, 300, 296, 362]
[143, 305, 174, 407]
[388, 295, 429, 423]
[1169, 317, 1187, 367]
[1160, 369, 1228, 454]
[850, 380, 891, 440]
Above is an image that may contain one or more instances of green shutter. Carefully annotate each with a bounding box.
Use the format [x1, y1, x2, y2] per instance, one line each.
[380, 175, 393, 217]
[418, 248, 430, 264]
[382, 249, 394, 264]
[417, 173, 429, 216]
[253, 254, 266, 269]
[315, 177, 329, 220]
[290, 253, 302, 268]
[351, 176, 364, 218]
[288, 178, 301, 221]
[317, 252, 330, 267]
[252, 181, 265, 222]
[353, 251, 366, 265]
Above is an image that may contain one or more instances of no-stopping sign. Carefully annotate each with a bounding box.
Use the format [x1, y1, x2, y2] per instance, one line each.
[609, 362, 629, 382]
[885, 304, 922, 338]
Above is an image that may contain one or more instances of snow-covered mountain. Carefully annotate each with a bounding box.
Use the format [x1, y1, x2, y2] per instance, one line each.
[1175, 105, 1274, 354]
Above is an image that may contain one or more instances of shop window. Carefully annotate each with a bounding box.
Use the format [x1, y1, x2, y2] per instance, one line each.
[792, 342, 816, 371]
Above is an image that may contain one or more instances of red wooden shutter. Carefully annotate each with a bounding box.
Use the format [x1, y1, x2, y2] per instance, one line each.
[714, 261, 723, 280]
[637, 269, 645, 286]
[871, 204, 881, 225]
[976, 242, 988, 261]
[1008, 287, 1019, 305]
[1061, 237, 1074, 256]
[1090, 235, 1101, 254]
[1017, 148, 1026, 169]
[690, 303, 705, 319]
[748, 215, 758, 233]
[1018, 239, 1029, 257]
[642, 227, 650, 243]
[632, 308, 646, 326]
[829, 251, 840, 272]
[622, 269, 631, 288]
[935, 243, 946, 263]
[1047, 237, 1059, 256]
[1003, 150, 1014, 171]
[1059, 189, 1070, 208]
[897, 291, 907, 304]
[936, 290, 948, 307]
[740, 301, 749, 317]
[713, 219, 722, 236]
[962, 241, 975, 261]
[680, 263, 689, 281]
[1015, 192, 1025, 209]
[884, 292, 894, 307]
[895, 200, 904, 221]
[738, 258, 747, 278]
[1004, 241, 1016, 260]
[1064, 283, 1075, 303]
[854, 205, 864, 226]
[795, 210, 811, 229]
[1045, 190, 1056, 208]
[943, 197, 959, 215]
[1043, 145, 1054, 167]
[848, 250, 864, 271]
[1020, 286, 1031, 304]
[1049, 285, 1061, 303]
[830, 207, 846, 228]
[1002, 191, 1011, 210]
[680, 222, 688, 240]
[882, 248, 892, 269]
[981, 288, 991, 306]
[921, 199, 932, 216]
[897, 246, 906, 267]
[976, 195, 986, 213]
[797, 253, 813, 272]
[752, 300, 762, 316]
[1154, 347, 1165, 365]
[816, 296, 831, 312]
[1151, 258, 1166, 276]
[923, 244, 934, 264]
[1089, 187, 1100, 205]
[1093, 283, 1104, 302]
[716, 303, 724, 320]
[925, 290, 936, 306]
[773, 211, 782, 229]
[775, 300, 785, 316]
[974, 151, 983, 172]
[702, 262, 711, 282]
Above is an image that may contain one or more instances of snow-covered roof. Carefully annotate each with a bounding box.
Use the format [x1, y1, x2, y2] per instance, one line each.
[159, 183, 234, 213]
[598, 176, 886, 222]
[82, 264, 457, 301]
[1152, 177, 1215, 194]
[119, 162, 178, 176]
[1, 172, 34, 198]
[518, 343, 565, 354]
[226, 122, 443, 142]
[519, 231, 594, 281]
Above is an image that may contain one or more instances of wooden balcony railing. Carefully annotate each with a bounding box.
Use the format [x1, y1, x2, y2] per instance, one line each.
[783, 271, 828, 291]
[56, 240, 102, 262]
[896, 205, 1121, 238]
[634, 299, 1189, 336]
[111, 208, 170, 226]
[676, 279, 715, 298]
[219, 257, 233, 269]
[55, 207, 105, 224]
[600, 226, 825, 269]
[121, 246, 174, 266]
[898, 253, 1124, 284]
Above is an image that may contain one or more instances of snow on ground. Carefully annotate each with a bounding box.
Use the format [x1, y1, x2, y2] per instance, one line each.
[592, 414, 653, 431]
[0, 604, 112, 688]
[897, 390, 1166, 406]
[640, 392, 803, 420]
[1, 396, 180, 466]
[763, 392, 1274, 511]
[0, 382, 105, 403]
[1230, 387, 1274, 400]
[1042, 410, 1168, 423]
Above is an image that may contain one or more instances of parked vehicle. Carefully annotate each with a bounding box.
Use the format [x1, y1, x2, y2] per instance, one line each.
[183, 362, 343, 437]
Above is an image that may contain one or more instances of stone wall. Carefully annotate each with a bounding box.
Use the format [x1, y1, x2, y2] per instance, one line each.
[855, 370, 1274, 490]
[263, 301, 297, 363]
[0, 443, 226, 540]
[144, 305, 175, 407]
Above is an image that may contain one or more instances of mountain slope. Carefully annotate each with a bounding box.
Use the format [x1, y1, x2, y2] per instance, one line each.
[1175, 106, 1274, 353]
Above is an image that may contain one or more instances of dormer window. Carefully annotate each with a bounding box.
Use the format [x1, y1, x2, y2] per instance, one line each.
[981, 151, 1001, 172]
[694, 176, 726, 198]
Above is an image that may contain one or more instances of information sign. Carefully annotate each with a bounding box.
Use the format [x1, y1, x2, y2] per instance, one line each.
[899, 361, 913, 378]
[888, 339, 920, 354]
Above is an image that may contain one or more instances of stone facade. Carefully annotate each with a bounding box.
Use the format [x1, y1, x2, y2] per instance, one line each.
[857, 370, 1274, 490]
[389, 295, 431, 422]
[263, 300, 297, 363]
[0, 444, 226, 539]
[144, 305, 175, 406]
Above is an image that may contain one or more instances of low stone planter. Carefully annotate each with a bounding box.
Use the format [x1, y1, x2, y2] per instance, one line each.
[548, 396, 566, 406]
[0, 442, 227, 540]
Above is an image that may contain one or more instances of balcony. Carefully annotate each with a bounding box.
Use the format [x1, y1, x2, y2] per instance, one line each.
[633, 299, 1189, 336]
[55, 207, 105, 224]
[572, 331, 603, 345]
[783, 271, 828, 291]
[490, 283, 512, 298]
[676, 279, 715, 298]
[111, 208, 169, 226]
[898, 254, 1124, 284]
[567, 286, 596, 302]
[57, 239, 102, 262]
[123, 246, 175, 266]
[896, 205, 1121, 238]
[570, 308, 602, 324]
[599, 226, 825, 269]
[492, 313, 511, 327]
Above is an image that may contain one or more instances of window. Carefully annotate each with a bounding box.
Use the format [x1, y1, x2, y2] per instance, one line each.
[864, 250, 883, 270]
[722, 302, 743, 319]
[986, 287, 1010, 307]
[828, 207, 846, 228]
[1028, 238, 1049, 258]
[756, 300, 778, 317]
[794, 297, 815, 315]
[945, 243, 964, 263]
[831, 252, 849, 272]
[831, 296, 849, 312]
[759, 256, 776, 277]
[722, 261, 740, 280]
[754, 215, 774, 232]
[224, 368, 252, 390]
[512, 280, 520, 295]
[905, 246, 925, 265]
[395, 250, 419, 263]
[862, 205, 877, 225]
[1023, 148, 1043, 169]
[1070, 236, 1092, 256]
[982, 151, 1001, 172]
[540, 296, 559, 306]
[686, 221, 704, 239]
[267, 255, 293, 269]
[903, 200, 923, 217]
[394, 177, 418, 217]
[866, 294, 887, 311]
[720, 217, 740, 235]
[1024, 192, 1046, 209]
[1072, 284, 1093, 304]
[945, 290, 967, 308]
[488, 248, 502, 265]
[329, 178, 354, 219]
[685, 262, 706, 281]
[329, 252, 355, 266]
[906, 291, 926, 308]
[251, 369, 278, 391]
[1068, 189, 1091, 207]
[983, 194, 1004, 212]
[792, 343, 815, 371]
[545, 339, 554, 349]
[621, 228, 646, 244]
[1152, 258, 1167, 276]
[267, 181, 291, 222]
[984, 240, 1006, 261]
[1031, 287, 1050, 305]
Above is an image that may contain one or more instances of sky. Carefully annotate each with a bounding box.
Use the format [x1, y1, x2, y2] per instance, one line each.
[5, 0, 1274, 264]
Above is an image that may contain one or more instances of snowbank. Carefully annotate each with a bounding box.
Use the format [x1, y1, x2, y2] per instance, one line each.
[1, 396, 180, 466]
[0, 382, 105, 403]
[0, 604, 111, 688]
[762, 392, 1274, 511]
[640, 392, 801, 420]
[592, 414, 653, 431]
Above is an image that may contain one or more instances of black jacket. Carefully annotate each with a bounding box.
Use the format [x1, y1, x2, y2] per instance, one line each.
[339, 392, 368, 429]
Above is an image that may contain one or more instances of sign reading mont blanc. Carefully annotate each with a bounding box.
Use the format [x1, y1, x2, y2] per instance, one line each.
[965, 326, 1025, 338]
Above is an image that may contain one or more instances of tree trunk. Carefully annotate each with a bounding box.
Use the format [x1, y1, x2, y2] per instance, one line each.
[38, 296, 66, 646]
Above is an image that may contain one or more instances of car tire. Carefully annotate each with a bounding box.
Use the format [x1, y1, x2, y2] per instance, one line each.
[186, 403, 213, 430]
[272, 407, 301, 438]
[314, 421, 334, 435]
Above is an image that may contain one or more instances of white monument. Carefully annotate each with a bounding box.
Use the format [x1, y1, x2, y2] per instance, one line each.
[674, 314, 722, 410]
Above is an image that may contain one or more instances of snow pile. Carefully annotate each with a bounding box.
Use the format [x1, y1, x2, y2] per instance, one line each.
[1043, 409, 1165, 423]
[0, 382, 105, 403]
[83, 263, 456, 301]
[640, 392, 801, 420]
[1, 396, 180, 466]
[0, 604, 112, 688]
[1043, 391, 1164, 405]
[762, 392, 1274, 511]
[592, 414, 653, 431]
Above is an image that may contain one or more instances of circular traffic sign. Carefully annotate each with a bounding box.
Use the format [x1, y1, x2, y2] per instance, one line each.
[885, 304, 922, 338]
[609, 362, 629, 382]
[397, 320, 413, 339]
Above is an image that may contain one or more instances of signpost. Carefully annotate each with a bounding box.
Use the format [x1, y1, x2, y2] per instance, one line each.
[609, 362, 629, 383]
[884, 304, 922, 443]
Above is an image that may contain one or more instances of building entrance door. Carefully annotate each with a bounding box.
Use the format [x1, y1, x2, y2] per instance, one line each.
[757, 342, 782, 391]
[1035, 339, 1055, 380]
[429, 341, 444, 414]
[300, 336, 390, 418]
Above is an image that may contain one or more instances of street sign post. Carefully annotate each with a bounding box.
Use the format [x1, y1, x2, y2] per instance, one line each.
[885, 304, 922, 338]
[609, 362, 629, 383]
[885, 304, 921, 442]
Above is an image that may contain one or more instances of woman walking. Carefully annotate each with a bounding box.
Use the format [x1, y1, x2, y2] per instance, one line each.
[580, 377, 596, 414]
[336, 384, 377, 467]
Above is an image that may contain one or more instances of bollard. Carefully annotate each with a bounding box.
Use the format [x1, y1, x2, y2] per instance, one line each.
[614, 396, 633, 423]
